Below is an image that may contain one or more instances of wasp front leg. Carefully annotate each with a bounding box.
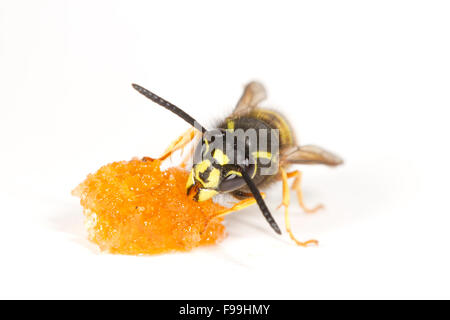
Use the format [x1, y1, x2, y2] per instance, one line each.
[179, 133, 201, 169]
[159, 127, 197, 161]
[279, 168, 318, 247]
[214, 193, 265, 218]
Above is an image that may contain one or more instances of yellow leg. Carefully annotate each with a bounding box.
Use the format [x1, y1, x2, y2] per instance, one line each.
[201, 195, 263, 236]
[214, 193, 266, 218]
[179, 148, 193, 168]
[286, 170, 323, 213]
[179, 133, 200, 168]
[280, 168, 318, 247]
[159, 127, 196, 161]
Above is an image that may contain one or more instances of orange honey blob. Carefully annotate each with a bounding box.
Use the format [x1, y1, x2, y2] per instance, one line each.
[72, 158, 226, 255]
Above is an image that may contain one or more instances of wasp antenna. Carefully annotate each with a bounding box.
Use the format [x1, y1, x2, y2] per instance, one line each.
[238, 166, 282, 235]
[132, 83, 207, 133]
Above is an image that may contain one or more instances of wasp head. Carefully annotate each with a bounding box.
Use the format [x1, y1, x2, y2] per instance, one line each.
[186, 131, 253, 201]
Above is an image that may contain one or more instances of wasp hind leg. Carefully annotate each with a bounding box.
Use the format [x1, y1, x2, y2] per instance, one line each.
[279, 168, 319, 247]
[286, 170, 323, 213]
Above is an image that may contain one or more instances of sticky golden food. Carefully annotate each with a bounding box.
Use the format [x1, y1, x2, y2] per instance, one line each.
[72, 158, 226, 255]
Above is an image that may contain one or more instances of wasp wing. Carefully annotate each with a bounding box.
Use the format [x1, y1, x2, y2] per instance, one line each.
[281, 145, 343, 166]
[232, 81, 267, 117]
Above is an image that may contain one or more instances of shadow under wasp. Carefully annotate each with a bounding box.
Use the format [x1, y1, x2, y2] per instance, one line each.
[132, 81, 343, 246]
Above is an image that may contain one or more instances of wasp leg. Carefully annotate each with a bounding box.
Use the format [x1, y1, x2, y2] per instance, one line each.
[159, 127, 197, 161]
[214, 193, 266, 218]
[201, 194, 263, 236]
[179, 147, 193, 169]
[179, 133, 200, 169]
[279, 168, 318, 247]
[286, 170, 324, 213]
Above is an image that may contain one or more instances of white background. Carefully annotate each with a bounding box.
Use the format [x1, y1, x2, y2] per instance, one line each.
[1, 0, 449, 299]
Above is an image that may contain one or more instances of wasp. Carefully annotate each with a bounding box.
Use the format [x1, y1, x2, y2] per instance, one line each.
[132, 82, 342, 246]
